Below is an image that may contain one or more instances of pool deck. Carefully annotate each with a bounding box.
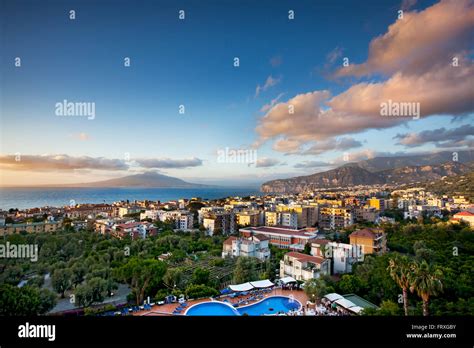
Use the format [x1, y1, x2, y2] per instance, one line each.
[135, 288, 309, 316]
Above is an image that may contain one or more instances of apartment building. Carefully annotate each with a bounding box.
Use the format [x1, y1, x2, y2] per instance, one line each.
[264, 211, 279, 226]
[319, 207, 353, 231]
[176, 212, 194, 230]
[235, 210, 261, 227]
[203, 212, 235, 235]
[198, 206, 225, 224]
[349, 228, 386, 255]
[240, 226, 318, 251]
[354, 206, 379, 223]
[0, 221, 63, 236]
[111, 221, 157, 240]
[367, 197, 385, 211]
[118, 206, 142, 218]
[279, 251, 330, 281]
[65, 204, 113, 219]
[222, 234, 270, 260]
[311, 240, 363, 274]
[276, 204, 318, 228]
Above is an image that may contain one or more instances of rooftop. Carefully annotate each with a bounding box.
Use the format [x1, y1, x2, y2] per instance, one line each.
[285, 251, 326, 264]
[349, 228, 383, 239]
[240, 226, 317, 237]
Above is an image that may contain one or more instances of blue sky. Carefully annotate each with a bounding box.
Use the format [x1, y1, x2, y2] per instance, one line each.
[1, 0, 473, 186]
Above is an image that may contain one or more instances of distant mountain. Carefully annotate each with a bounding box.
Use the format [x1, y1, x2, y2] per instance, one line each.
[344, 150, 474, 172]
[261, 160, 473, 193]
[413, 170, 474, 201]
[381, 162, 471, 185]
[261, 166, 385, 193]
[59, 172, 209, 188]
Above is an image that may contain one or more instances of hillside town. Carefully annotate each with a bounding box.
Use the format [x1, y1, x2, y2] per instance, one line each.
[1, 185, 473, 317]
[2, 186, 473, 239]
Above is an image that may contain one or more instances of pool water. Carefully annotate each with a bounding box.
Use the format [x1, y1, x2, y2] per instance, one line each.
[184, 301, 241, 316]
[185, 296, 301, 316]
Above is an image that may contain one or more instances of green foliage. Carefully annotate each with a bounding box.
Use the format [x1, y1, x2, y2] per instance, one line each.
[192, 267, 210, 286]
[75, 277, 109, 308]
[115, 257, 167, 305]
[337, 274, 365, 294]
[343, 220, 472, 316]
[0, 284, 56, 315]
[304, 278, 332, 303]
[303, 243, 311, 255]
[185, 284, 219, 299]
[232, 257, 259, 284]
[51, 268, 73, 298]
[163, 268, 184, 289]
[363, 300, 401, 316]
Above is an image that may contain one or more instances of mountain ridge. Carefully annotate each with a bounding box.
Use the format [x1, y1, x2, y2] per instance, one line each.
[261, 158, 473, 193]
[5, 172, 211, 188]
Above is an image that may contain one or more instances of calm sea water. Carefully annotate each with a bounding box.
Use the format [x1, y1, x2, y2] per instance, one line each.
[0, 187, 260, 210]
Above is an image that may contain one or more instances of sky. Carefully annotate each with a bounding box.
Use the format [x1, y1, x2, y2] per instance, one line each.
[0, 0, 473, 187]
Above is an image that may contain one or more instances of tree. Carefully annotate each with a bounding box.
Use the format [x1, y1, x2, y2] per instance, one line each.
[413, 240, 435, 262]
[75, 277, 108, 308]
[337, 274, 364, 294]
[71, 263, 87, 288]
[408, 260, 443, 316]
[185, 284, 219, 299]
[363, 300, 401, 316]
[115, 258, 167, 305]
[303, 243, 311, 255]
[38, 288, 57, 314]
[163, 268, 184, 289]
[51, 268, 73, 298]
[387, 255, 412, 316]
[192, 268, 210, 286]
[0, 284, 56, 315]
[232, 257, 258, 284]
[304, 278, 329, 304]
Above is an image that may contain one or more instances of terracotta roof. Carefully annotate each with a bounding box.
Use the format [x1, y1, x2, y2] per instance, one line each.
[285, 251, 325, 264]
[312, 239, 331, 245]
[252, 234, 270, 241]
[455, 211, 474, 217]
[349, 228, 383, 239]
[241, 226, 316, 237]
[223, 236, 238, 245]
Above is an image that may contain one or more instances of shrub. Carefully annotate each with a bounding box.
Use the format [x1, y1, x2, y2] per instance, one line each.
[185, 284, 219, 299]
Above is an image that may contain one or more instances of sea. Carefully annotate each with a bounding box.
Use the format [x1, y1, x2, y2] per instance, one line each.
[0, 187, 261, 210]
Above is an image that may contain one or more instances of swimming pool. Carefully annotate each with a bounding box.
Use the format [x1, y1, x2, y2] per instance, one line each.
[185, 296, 301, 316]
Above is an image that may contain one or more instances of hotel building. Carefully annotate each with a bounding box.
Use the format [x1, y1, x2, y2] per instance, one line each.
[239, 226, 318, 251]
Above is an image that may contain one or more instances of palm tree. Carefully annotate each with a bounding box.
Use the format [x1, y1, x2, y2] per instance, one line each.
[387, 255, 411, 316]
[408, 260, 443, 316]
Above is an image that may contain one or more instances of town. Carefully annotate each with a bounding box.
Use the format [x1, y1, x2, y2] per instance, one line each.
[1, 185, 472, 317]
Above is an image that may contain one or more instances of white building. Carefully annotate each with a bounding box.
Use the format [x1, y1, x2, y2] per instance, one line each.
[280, 212, 299, 229]
[176, 213, 194, 230]
[404, 205, 442, 220]
[311, 240, 363, 274]
[280, 251, 330, 281]
[222, 234, 270, 260]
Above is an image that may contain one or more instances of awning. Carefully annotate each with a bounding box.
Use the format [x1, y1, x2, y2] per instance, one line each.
[323, 293, 344, 302]
[334, 298, 357, 309]
[280, 276, 297, 284]
[228, 282, 254, 292]
[250, 279, 274, 288]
